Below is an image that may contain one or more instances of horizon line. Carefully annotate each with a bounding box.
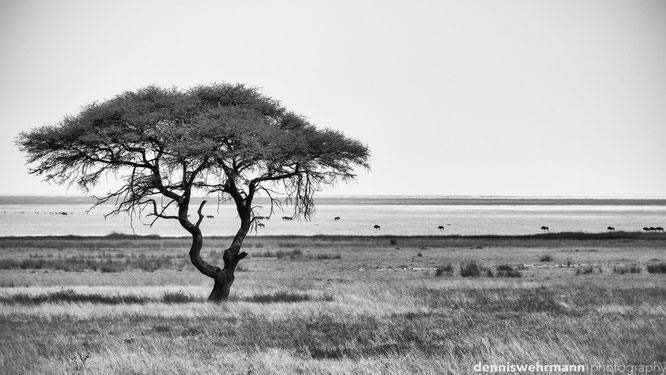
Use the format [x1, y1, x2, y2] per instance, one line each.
[1, 194, 666, 200]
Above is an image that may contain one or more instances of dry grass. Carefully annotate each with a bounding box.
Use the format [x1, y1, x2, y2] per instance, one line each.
[0, 234, 665, 374]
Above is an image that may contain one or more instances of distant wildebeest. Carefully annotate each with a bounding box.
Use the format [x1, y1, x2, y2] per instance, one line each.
[648, 226, 657, 232]
[643, 227, 650, 231]
[657, 226, 664, 232]
[282, 216, 293, 221]
[334, 217, 340, 221]
[540, 226, 549, 232]
[257, 223, 265, 228]
[60, 212, 68, 216]
[374, 225, 381, 230]
[607, 226, 615, 231]
[255, 216, 268, 220]
[206, 215, 215, 219]
[438, 226, 444, 230]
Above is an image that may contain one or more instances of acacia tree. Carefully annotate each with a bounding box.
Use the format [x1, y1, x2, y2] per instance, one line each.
[17, 84, 370, 301]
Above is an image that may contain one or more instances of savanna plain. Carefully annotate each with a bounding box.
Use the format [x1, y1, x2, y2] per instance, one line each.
[0, 233, 665, 374]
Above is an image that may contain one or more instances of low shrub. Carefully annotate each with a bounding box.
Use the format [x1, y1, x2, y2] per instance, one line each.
[253, 249, 303, 259]
[612, 264, 642, 274]
[434, 264, 453, 277]
[575, 266, 594, 275]
[460, 262, 483, 277]
[495, 264, 522, 278]
[647, 262, 666, 274]
[311, 253, 341, 260]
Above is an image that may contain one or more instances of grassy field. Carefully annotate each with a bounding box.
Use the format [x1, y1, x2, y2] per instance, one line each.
[0, 233, 665, 374]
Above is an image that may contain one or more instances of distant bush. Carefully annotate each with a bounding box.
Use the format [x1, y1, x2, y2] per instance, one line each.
[495, 264, 522, 278]
[539, 254, 554, 262]
[647, 262, 666, 274]
[575, 266, 594, 275]
[253, 249, 303, 259]
[99, 259, 125, 273]
[612, 264, 642, 274]
[252, 249, 340, 261]
[277, 242, 299, 248]
[434, 264, 453, 277]
[460, 262, 483, 277]
[311, 253, 341, 260]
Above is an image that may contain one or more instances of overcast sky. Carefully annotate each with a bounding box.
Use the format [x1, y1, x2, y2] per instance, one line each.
[1, 0, 665, 198]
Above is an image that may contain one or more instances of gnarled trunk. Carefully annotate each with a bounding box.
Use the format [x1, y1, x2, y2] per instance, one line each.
[184, 189, 251, 302]
[209, 269, 235, 301]
[187, 228, 248, 302]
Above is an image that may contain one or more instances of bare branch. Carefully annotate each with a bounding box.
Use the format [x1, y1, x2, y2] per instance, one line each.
[195, 200, 207, 228]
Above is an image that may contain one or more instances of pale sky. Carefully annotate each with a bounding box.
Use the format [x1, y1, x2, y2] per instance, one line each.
[1, 0, 665, 198]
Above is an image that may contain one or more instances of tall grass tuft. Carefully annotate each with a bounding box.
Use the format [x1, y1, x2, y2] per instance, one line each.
[162, 291, 199, 303]
[245, 291, 333, 303]
[539, 254, 554, 262]
[0, 290, 150, 305]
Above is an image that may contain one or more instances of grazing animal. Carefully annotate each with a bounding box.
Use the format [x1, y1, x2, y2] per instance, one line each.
[643, 227, 650, 231]
[649, 226, 657, 232]
[438, 226, 444, 230]
[334, 217, 340, 221]
[657, 226, 664, 232]
[540, 226, 549, 232]
[206, 215, 215, 219]
[257, 223, 265, 228]
[281, 216, 293, 221]
[373, 225, 381, 230]
[607, 226, 615, 231]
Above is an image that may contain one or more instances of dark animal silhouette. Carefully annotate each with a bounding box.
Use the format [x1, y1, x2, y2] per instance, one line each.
[206, 215, 215, 219]
[540, 226, 549, 232]
[374, 225, 381, 230]
[643, 227, 650, 231]
[649, 226, 657, 232]
[257, 223, 265, 228]
[334, 217, 340, 221]
[656, 226, 664, 232]
[281, 216, 293, 221]
[438, 226, 444, 230]
[607, 226, 615, 231]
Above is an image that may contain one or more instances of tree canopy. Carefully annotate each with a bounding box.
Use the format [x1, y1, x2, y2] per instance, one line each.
[18, 84, 369, 222]
[17, 83, 370, 300]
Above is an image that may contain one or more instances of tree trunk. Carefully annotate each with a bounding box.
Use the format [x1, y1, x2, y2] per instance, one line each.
[208, 269, 235, 301]
[207, 243, 248, 302]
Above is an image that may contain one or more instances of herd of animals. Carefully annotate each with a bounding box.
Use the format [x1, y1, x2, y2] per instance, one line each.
[2, 211, 664, 233]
